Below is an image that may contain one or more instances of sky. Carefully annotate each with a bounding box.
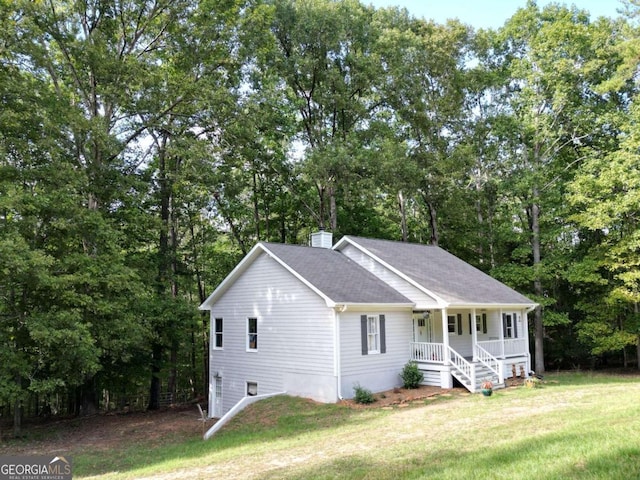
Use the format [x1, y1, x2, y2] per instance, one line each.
[364, 0, 627, 29]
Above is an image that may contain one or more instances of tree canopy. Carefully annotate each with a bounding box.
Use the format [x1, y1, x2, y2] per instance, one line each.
[2, 0, 640, 433]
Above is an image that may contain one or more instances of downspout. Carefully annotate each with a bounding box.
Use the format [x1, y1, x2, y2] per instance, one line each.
[334, 305, 347, 400]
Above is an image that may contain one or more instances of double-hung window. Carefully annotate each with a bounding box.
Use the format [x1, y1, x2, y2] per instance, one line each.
[476, 314, 487, 334]
[367, 315, 379, 354]
[503, 313, 518, 338]
[214, 318, 223, 349]
[360, 314, 386, 355]
[447, 315, 456, 333]
[247, 317, 258, 351]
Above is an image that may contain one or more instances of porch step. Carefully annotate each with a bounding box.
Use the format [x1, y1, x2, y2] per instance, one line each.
[454, 364, 504, 393]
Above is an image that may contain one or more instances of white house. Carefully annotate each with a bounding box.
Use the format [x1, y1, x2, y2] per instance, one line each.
[199, 232, 537, 418]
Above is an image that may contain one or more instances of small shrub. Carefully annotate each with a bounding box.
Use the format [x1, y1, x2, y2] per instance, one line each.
[400, 361, 424, 389]
[353, 384, 375, 404]
[524, 377, 541, 389]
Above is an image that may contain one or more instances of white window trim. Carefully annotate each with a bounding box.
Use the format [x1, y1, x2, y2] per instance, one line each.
[213, 317, 223, 350]
[447, 315, 456, 334]
[247, 317, 258, 352]
[367, 315, 380, 354]
[504, 313, 514, 339]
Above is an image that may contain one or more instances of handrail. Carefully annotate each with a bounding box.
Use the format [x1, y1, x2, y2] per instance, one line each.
[448, 346, 476, 392]
[410, 342, 445, 363]
[475, 343, 503, 384]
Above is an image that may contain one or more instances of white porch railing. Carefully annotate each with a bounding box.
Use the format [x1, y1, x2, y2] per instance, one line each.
[410, 342, 445, 363]
[474, 344, 504, 384]
[477, 338, 527, 358]
[448, 347, 476, 392]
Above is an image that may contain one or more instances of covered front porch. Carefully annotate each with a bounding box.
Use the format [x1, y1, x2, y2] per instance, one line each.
[409, 308, 531, 392]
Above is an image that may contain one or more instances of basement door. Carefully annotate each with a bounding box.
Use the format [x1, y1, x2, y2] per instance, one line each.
[213, 376, 223, 418]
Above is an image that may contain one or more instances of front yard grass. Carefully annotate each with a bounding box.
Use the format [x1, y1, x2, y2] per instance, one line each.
[65, 372, 640, 479]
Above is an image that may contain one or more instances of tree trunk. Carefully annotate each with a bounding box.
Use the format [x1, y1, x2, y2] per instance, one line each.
[13, 398, 21, 437]
[398, 191, 408, 242]
[148, 344, 162, 410]
[329, 185, 337, 232]
[202, 311, 210, 403]
[167, 347, 178, 403]
[427, 200, 439, 246]
[531, 185, 545, 374]
[252, 169, 261, 240]
[13, 373, 22, 436]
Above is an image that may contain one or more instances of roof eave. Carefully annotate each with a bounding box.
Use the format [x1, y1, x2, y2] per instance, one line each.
[445, 302, 538, 310]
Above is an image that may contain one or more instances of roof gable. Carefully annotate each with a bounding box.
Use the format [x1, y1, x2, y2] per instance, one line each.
[335, 236, 535, 307]
[199, 242, 413, 310]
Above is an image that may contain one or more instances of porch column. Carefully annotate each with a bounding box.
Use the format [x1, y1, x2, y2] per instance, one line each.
[441, 307, 449, 363]
[471, 308, 478, 361]
[499, 308, 505, 358]
[523, 308, 531, 376]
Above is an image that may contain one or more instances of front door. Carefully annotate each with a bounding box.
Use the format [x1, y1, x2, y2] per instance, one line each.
[213, 376, 223, 418]
[413, 313, 433, 343]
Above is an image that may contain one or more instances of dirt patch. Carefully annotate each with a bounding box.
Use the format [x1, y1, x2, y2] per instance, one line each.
[0, 404, 210, 456]
[1, 381, 527, 456]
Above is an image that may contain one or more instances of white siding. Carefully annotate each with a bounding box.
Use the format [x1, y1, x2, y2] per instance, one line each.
[340, 244, 440, 308]
[208, 253, 337, 416]
[339, 309, 413, 398]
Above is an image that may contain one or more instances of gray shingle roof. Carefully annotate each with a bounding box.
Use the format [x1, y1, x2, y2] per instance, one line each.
[342, 236, 534, 306]
[262, 242, 412, 305]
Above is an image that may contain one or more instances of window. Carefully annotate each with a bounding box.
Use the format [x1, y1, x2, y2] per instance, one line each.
[247, 317, 258, 350]
[368, 315, 379, 353]
[360, 315, 386, 355]
[503, 313, 518, 338]
[448, 314, 462, 335]
[247, 382, 257, 396]
[214, 318, 223, 349]
[447, 315, 456, 333]
[476, 314, 487, 334]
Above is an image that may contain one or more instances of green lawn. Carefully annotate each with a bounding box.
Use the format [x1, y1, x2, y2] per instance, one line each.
[71, 372, 640, 479]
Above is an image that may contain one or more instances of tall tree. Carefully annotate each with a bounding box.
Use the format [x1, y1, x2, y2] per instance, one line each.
[492, 1, 625, 373]
[267, 0, 384, 233]
[377, 12, 470, 245]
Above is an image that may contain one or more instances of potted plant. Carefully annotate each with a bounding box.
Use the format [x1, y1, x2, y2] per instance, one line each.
[480, 379, 493, 397]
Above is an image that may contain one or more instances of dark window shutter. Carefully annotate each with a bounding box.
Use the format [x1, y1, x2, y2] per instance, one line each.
[380, 315, 386, 354]
[482, 313, 487, 334]
[514, 313, 518, 338]
[468, 314, 472, 335]
[457, 314, 462, 335]
[502, 313, 507, 337]
[361, 315, 368, 355]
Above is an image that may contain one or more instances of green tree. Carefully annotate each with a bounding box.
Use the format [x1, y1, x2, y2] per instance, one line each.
[489, 2, 623, 373]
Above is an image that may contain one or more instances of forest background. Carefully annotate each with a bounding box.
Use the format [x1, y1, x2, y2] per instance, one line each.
[2, 0, 640, 435]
